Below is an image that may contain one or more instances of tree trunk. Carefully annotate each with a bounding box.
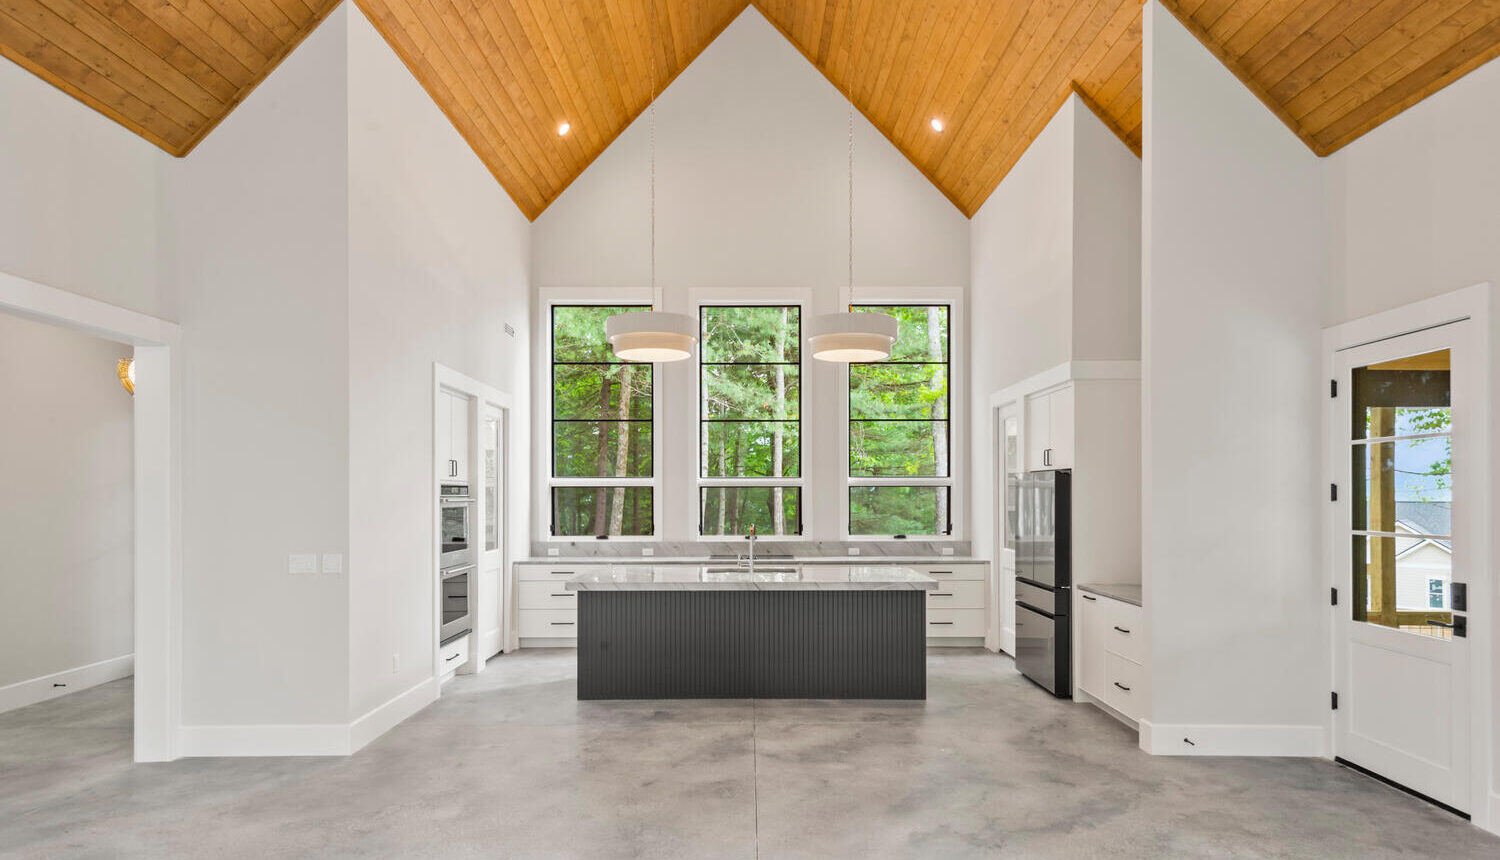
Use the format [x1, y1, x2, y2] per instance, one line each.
[592, 376, 614, 534]
[927, 307, 949, 534]
[731, 424, 748, 533]
[609, 364, 633, 535]
[716, 434, 729, 535]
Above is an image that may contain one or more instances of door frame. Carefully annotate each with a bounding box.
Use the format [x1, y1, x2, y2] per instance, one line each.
[433, 364, 514, 680]
[1322, 282, 1494, 833]
[0, 270, 181, 763]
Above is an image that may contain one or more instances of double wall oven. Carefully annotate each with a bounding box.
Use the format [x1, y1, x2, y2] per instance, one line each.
[440, 483, 473, 645]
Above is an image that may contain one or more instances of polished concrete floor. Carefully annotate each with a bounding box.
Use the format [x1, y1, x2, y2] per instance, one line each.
[2, 649, 1498, 858]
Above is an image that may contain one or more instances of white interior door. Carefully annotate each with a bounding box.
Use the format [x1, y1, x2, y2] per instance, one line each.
[478, 404, 505, 662]
[1333, 322, 1472, 812]
[997, 404, 1020, 656]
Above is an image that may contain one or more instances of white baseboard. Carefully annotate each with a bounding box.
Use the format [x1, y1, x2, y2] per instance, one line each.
[351, 678, 438, 753]
[1140, 720, 1326, 757]
[179, 722, 352, 757]
[181, 677, 440, 758]
[0, 654, 134, 715]
[1484, 791, 1500, 837]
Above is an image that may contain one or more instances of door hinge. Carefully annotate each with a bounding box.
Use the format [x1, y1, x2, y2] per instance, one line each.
[1331, 692, 1339, 710]
[1330, 483, 1338, 502]
[1330, 379, 1338, 398]
[1331, 587, 1338, 606]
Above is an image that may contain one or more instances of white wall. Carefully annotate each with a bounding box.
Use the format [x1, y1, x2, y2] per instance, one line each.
[1140, 0, 1326, 752]
[531, 7, 969, 543]
[162, 7, 352, 728]
[346, 4, 532, 718]
[0, 315, 133, 689]
[0, 51, 169, 318]
[967, 95, 1140, 568]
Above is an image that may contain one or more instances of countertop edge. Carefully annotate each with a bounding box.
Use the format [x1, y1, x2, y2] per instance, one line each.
[1077, 583, 1143, 607]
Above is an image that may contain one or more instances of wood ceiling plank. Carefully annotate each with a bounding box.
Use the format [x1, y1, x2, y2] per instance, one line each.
[1220, 0, 1304, 57]
[0, 0, 208, 130]
[471, 0, 584, 171]
[156, 0, 273, 71]
[1307, 0, 1500, 149]
[1267, 0, 1446, 105]
[31, 0, 225, 114]
[76, 0, 239, 98]
[0, 5, 188, 146]
[1281, 0, 1470, 122]
[195, 0, 285, 55]
[114, 0, 257, 88]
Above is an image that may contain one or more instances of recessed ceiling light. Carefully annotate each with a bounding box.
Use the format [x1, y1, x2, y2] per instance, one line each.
[557, 122, 571, 136]
[929, 117, 944, 132]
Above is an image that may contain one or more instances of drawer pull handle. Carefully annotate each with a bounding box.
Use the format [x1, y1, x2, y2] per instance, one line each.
[550, 593, 571, 597]
[550, 571, 575, 575]
[931, 592, 953, 597]
[1113, 681, 1131, 692]
[1081, 594, 1097, 601]
[445, 653, 462, 663]
[929, 621, 954, 625]
[1113, 626, 1131, 634]
[930, 570, 953, 575]
[551, 622, 575, 626]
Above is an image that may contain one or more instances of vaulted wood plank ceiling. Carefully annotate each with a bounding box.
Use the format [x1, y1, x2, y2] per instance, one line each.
[1161, 0, 1500, 156]
[4, 1, 1500, 218]
[0, 0, 342, 154]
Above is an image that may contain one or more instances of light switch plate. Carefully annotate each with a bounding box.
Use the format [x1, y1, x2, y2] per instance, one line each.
[322, 553, 343, 574]
[288, 553, 318, 575]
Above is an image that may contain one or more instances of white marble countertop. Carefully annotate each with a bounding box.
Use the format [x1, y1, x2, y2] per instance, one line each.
[1078, 583, 1142, 606]
[523, 556, 982, 566]
[563, 564, 938, 591]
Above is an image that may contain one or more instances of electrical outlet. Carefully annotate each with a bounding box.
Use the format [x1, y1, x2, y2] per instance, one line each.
[642, 547, 654, 557]
[847, 547, 860, 556]
[322, 553, 343, 574]
[941, 547, 955, 556]
[547, 547, 560, 557]
[288, 553, 318, 575]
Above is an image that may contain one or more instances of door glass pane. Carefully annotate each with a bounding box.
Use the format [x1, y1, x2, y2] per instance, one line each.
[484, 414, 500, 552]
[1350, 349, 1452, 635]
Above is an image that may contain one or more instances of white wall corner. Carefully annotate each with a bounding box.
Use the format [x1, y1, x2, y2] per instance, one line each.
[1139, 720, 1327, 757]
[0, 655, 134, 716]
[1485, 790, 1500, 837]
[350, 677, 439, 753]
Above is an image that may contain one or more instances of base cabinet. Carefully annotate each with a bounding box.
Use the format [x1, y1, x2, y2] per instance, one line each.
[909, 562, 989, 645]
[1077, 590, 1144, 723]
[515, 563, 582, 645]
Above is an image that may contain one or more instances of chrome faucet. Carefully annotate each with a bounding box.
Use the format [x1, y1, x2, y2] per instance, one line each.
[744, 524, 757, 573]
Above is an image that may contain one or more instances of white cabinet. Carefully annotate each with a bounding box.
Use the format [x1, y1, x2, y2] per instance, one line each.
[1025, 385, 1074, 471]
[439, 634, 469, 682]
[1077, 589, 1144, 724]
[438, 391, 470, 481]
[908, 562, 990, 644]
[514, 563, 583, 644]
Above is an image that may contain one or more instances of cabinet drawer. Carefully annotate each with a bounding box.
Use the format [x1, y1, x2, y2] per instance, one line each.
[519, 581, 578, 610]
[516, 564, 588, 582]
[910, 563, 986, 581]
[439, 635, 468, 675]
[925, 580, 985, 609]
[1102, 652, 1142, 720]
[1103, 602, 1143, 664]
[519, 608, 578, 638]
[926, 608, 985, 637]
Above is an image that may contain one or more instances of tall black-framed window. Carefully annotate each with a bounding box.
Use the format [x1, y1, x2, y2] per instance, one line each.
[847, 304, 951, 536]
[549, 305, 654, 536]
[699, 305, 802, 536]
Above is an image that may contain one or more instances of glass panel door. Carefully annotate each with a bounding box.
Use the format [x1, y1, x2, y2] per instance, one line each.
[1349, 349, 1453, 637]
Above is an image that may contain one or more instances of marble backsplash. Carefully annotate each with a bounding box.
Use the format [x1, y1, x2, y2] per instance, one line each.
[530, 539, 973, 559]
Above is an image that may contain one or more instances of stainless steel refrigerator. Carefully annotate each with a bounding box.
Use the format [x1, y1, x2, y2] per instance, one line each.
[1011, 469, 1071, 696]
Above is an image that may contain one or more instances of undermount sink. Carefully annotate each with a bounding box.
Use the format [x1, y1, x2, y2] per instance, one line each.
[703, 566, 800, 575]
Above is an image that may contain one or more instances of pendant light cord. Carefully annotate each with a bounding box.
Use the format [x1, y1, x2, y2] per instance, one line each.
[649, 34, 658, 306]
[847, 102, 854, 310]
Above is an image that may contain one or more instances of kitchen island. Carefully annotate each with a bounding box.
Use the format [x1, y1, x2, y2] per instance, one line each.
[564, 565, 937, 700]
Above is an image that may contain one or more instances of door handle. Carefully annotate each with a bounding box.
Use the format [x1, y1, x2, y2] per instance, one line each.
[1081, 594, 1097, 601]
[1113, 626, 1131, 634]
[445, 653, 462, 663]
[1113, 681, 1131, 692]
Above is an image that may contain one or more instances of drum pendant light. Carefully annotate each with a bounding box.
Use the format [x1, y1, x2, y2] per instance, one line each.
[605, 34, 695, 364]
[809, 102, 896, 362]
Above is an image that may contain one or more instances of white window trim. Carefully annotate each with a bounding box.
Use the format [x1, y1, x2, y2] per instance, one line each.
[689, 288, 811, 540]
[535, 287, 660, 542]
[842, 286, 967, 540]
